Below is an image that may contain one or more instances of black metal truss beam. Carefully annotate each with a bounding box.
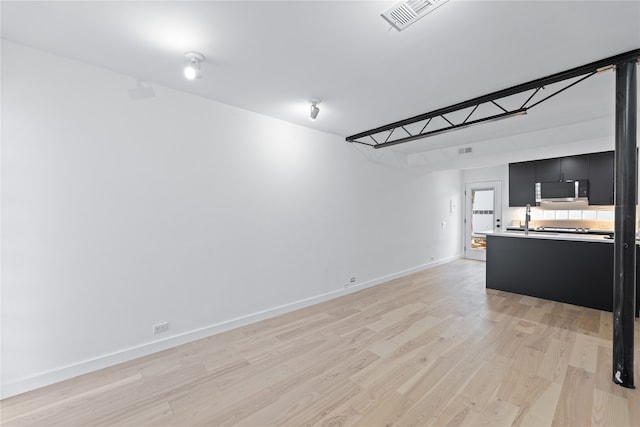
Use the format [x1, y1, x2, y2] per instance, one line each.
[346, 48, 640, 149]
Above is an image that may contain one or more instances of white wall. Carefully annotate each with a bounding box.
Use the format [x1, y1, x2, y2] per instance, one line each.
[348, 149, 462, 283]
[0, 41, 462, 398]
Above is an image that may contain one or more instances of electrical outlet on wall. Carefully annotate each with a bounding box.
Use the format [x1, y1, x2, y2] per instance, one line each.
[153, 322, 169, 335]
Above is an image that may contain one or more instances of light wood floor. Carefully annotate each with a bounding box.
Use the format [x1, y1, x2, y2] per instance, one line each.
[2, 260, 639, 426]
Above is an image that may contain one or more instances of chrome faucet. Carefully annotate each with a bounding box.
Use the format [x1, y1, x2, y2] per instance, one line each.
[525, 204, 531, 235]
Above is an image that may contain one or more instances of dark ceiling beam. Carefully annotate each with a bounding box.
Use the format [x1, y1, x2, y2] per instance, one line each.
[372, 109, 527, 149]
[346, 48, 640, 145]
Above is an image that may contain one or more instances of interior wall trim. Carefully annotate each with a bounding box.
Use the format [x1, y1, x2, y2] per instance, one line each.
[0, 254, 461, 400]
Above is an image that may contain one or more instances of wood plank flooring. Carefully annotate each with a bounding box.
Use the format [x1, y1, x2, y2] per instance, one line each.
[2, 259, 639, 426]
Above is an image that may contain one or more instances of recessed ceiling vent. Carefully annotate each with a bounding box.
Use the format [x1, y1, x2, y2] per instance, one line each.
[381, 0, 450, 31]
[458, 146, 472, 155]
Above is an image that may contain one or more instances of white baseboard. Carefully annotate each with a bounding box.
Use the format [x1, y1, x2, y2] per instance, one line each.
[352, 254, 462, 289]
[0, 255, 460, 399]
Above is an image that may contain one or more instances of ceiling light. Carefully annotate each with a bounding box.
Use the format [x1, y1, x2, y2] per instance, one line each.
[184, 51, 204, 80]
[309, 99, 321, 120]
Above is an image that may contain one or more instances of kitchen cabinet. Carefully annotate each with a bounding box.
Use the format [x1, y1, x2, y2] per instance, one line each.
[533, 158, 561, 182]
[509, 151, 614, 207]
[486, 234, 640, 316]
[561, 155, 590, 180]
[588, 151, 615, 205]
[534, 155, 590, 182]
[508, 161, 536, 206]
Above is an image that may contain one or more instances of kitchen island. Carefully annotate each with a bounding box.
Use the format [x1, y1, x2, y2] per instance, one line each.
[486, 232, 639, 316]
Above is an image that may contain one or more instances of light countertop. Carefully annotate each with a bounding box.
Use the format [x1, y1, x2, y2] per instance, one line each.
[488, 230, 618, 243]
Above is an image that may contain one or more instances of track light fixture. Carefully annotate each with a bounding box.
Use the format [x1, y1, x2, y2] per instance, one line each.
[184, 51, 204, 80]
[309, 99, 321, 120]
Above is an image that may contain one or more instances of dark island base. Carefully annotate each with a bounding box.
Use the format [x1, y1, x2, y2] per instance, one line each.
[486, 235, 639, 317]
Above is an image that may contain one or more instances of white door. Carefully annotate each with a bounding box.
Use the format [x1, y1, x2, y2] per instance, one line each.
[464, 181, 502, 261]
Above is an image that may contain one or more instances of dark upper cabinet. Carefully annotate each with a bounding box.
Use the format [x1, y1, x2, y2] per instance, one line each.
[509, 151, 614, 207]
[533, 155, 590, 182]
[561, 155, 590, 181]
[534, 158, 562, 182]
[509, 162, 536, 207]
[588, 151, 615, 205]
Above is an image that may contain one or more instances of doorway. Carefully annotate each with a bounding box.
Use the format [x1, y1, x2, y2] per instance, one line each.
[464, 181, 502, 261]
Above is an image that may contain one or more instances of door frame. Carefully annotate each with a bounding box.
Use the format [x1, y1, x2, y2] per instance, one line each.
[464, 180, 502, 261]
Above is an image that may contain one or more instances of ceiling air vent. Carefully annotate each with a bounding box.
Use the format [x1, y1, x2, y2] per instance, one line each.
[458, 146, 472, 155]
[381, 0, 450, 31]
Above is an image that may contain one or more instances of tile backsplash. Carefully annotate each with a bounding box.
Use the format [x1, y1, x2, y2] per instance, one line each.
[512, 207, 616, 230]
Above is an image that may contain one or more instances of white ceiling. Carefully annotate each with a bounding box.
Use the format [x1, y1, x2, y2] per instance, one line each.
[2, 1, 639, 165]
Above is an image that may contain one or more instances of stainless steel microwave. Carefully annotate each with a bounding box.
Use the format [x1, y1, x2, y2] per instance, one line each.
[535, 180, 589, 203]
